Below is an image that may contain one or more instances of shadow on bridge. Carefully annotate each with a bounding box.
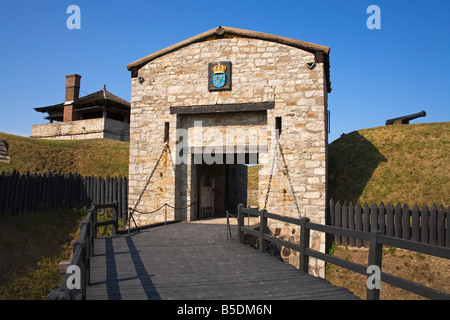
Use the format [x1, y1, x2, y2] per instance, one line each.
[86, 220, 359, 300]
[89, 234, 162, 300]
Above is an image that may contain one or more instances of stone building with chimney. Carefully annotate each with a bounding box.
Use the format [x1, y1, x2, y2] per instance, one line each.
[126, 27, 330, 276]
[31, 74, 130, 142]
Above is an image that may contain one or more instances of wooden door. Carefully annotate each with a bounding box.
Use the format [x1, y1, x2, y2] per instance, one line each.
[198, 164, 215, 218]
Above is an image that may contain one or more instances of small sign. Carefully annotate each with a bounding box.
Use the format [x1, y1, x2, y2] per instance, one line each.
[208, 61, 232, 91]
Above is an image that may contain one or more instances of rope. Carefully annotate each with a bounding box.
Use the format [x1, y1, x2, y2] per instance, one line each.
[165, 202, 197, 210]
[128, 202, 196, 231]
[131, 204, 167, 215]
[131, 201, 197, 215]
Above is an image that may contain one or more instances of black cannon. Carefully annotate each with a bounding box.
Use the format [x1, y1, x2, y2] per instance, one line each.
[385, 110, 426, 125]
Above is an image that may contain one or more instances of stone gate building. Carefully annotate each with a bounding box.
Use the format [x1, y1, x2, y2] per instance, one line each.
[126, 26, 330, 276]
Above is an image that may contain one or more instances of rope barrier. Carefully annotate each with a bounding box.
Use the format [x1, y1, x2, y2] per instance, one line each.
[128, 202, 196, 232]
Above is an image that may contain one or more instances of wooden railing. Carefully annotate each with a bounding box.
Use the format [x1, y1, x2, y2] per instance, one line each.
[47, 202, 119, 300]
[237, 204, 450, 300]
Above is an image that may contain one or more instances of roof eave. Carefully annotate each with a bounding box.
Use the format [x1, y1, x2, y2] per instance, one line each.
[34, 103, 64, 113]
[127, 26, 331, 93]
[127, 26, 330, 68]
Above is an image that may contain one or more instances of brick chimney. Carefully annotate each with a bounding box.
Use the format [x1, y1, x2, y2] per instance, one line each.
[63, 74, 81, 122]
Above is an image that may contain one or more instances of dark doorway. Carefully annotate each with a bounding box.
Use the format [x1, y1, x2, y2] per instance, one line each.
[197, 163, 226, 219]
[195, 153, 256, 219]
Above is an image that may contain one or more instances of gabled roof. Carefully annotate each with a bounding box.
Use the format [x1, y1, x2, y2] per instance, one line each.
[76, 88, 130, 107]
[127, 26, 331, 92]
[35, 88, 130, 114]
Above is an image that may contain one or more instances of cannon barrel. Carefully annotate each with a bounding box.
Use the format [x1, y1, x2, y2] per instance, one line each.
[385, 110, 426, 125]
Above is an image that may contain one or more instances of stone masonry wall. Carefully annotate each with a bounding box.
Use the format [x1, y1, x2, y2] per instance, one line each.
[129, 37, 328, 277]
[31, 118, 129, 142]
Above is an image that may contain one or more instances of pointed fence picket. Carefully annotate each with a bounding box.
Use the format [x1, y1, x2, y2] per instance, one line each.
[329, 199, 449, 248]
[0, 170, 128, 219]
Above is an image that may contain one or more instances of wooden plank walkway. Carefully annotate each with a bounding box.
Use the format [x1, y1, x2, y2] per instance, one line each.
[86, 219, 359, 300]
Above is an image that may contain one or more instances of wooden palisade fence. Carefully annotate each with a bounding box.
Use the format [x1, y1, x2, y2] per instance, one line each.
[329, 199, 449, 248]
[0, 170, 128, 219]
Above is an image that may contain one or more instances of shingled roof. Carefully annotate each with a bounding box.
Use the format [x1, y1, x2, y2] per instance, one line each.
[34, 87, 130, 122]
[35, 87, 130, 112]
[127, 26, 331, 92]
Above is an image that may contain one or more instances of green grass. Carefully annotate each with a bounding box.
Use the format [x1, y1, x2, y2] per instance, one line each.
[328, 122, 449, 206]
[0, 132, 130, 299]
[0, 132, 129, 177]
[326, 122, 450, 299]
[326, 245, 450, 299]
[0, 208, 85, 299]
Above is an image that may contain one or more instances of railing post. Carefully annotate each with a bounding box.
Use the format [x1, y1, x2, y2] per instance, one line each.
[164, 203, 168, 226]
[226, 211, 232, 240]
[112, 201, 119, 235]
[259, 209, 268, 253]
[299, 217, 310, 273]
[366, 230, 383, 300]
[92, 203, 98, 239]
[81, 243, 87, 300]
[237, 204, 244, 244]
[128, 207, 132, 234]
[72, 239, 86, 300]
[89, 208, 95, 257]
[80, 220, 91, 289]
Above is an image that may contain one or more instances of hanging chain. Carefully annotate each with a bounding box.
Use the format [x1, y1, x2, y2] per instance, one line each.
[127, 142, 196, 231]
[263, 138, 279, 210]
[278, 143, 301, 217]
[130, 142, 169, 216]
[263, 139, 301, 217]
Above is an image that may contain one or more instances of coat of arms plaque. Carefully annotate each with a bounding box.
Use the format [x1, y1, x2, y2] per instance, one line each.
[208, 61, 232, 91]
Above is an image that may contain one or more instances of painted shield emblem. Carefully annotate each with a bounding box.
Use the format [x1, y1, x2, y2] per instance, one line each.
[212, 73, 226, 88]
[208, 61, 231, 92]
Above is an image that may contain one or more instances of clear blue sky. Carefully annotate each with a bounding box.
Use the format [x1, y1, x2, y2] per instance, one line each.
[1, 0, 448, 142]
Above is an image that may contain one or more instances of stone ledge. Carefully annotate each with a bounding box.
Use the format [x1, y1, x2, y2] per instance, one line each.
[170, 101, 274, 115]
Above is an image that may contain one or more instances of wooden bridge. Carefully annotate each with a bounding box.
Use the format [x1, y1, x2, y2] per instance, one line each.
[86, 219, 358, 300]
[48, 203, 450, 300]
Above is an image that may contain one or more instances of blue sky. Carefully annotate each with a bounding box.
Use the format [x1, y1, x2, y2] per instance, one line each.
[0, 0, 448, 142]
